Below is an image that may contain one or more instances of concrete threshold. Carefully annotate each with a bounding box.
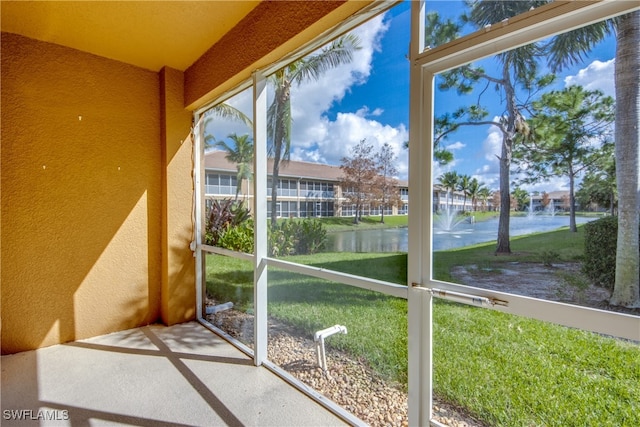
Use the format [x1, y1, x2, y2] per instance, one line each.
[1, 322, 346, 426]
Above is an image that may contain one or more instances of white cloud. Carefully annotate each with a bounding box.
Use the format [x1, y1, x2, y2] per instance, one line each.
[290, 15, 388, 133]
[481, 122, 502, 162]
[564, 59, 615, 97]
[518, 176, 569, 194]
[282, 14, 411, 177]
[292, 111, 409, 177]
[202, 15, 412, 177]
[445, 141, 466, 151]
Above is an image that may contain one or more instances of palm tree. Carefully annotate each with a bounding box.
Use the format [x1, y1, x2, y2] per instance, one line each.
[214, 133, 254, 201]
[610, 11, 640, 307]
[267, 33, 360, 224]
[438, 171, 460, 211]
[467, 178, 486, 212]
[457, 174, 472, 212]
[203, 103, 252, 149]
[477, 186, 492, 212]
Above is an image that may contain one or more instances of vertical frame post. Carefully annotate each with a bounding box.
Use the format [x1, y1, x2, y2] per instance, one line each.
[408, 1, 433, 425]
[253, 71, 269, 365]
[194, 113, 205, 320]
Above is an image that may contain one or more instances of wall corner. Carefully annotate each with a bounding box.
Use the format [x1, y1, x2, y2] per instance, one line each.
[160, 67, 196, 325]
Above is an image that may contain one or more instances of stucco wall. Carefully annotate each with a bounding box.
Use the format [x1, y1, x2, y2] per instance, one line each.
[160, 67, 196, 325]
[1, 33, 162, 353]
[0, 0, 374, 354]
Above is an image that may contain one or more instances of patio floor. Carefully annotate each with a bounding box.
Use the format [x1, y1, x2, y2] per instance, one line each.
[1, 322, 346, 426]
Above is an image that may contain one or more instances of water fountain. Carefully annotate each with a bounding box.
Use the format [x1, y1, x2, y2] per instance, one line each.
[434, 206, 470, 233]
[544, 199, 556, 216]
[526, 198, 537, 219]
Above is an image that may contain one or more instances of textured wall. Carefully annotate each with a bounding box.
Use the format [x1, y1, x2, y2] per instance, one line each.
[160, 67, 196, 325]
[0, 0, 374, 353]
[1, 33, 162, 353]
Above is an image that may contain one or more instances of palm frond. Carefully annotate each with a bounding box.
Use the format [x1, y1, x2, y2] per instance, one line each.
[547, 21, 613, 73]
[291, 33, 361, 85]
[204, 103, 253, 129]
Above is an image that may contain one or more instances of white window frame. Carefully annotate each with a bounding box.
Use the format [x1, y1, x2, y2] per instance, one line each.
[409, 2, 639, 423]
[193, 1, 640, 426]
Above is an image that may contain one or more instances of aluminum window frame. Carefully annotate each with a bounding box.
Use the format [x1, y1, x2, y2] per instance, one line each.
[193, 1, 639, 425]
[408, 1, 640, 423]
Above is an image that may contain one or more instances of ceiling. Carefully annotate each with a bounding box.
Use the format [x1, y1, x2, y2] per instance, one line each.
[0, 1, 260, 72]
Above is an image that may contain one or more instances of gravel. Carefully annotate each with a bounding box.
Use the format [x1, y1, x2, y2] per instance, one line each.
[206, 302, 487, 427]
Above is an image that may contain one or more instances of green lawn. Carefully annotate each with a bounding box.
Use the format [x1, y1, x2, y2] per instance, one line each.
[316, 211, 499, 233]
[318, 214, 409, 232]
[433, 224, 586, 282]
[206, 227, 639, 426]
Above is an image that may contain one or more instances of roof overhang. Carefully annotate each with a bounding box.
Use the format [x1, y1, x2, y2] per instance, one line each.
[0, 1, 260, 72]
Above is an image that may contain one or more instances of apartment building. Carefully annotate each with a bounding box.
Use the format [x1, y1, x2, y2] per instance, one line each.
[204, 150, 409, 217]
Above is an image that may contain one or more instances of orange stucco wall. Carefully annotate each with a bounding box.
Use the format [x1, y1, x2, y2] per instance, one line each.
[1, 33, 164, 353]
[159, 67, 196, 325]
[1, 0, 374, 354]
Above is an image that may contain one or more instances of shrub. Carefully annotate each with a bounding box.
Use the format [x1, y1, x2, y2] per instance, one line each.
[268, 222, 295, 257]
[268, 218, 327, 257]
[295, 218, 327, 255]
[582, 216, 618, 290]
[204, 204, 326, 256]
[218, 220, 254, 253]
[205, 199, 251, 246]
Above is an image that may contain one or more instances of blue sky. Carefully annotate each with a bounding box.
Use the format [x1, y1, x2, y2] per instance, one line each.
[210, 0, 617, 193]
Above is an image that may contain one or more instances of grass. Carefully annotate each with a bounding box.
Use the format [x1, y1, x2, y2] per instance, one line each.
[206, 226, 640, 426]
[316, 211, 499, 233]
[318, 214, 408, 232]
[432, 224, 586, 282]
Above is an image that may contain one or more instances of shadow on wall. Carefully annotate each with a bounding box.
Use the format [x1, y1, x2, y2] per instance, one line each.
[1, 33, 162, 354]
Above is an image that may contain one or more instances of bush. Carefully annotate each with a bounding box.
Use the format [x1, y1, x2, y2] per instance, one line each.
[204, 203, 326, 256]
[582, 216, 618, 290]
[584, 216, 640, 290]
[268, 218, 326, 257]
[218, 220, 254, 253]
[268, 222, 295, 257]
[205, 199, 251, 246]
[294, 218, 327, 255]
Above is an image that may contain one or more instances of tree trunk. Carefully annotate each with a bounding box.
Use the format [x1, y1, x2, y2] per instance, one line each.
[610, 11, 640, 307]
[270, 80, 290, 227]
[609, 191, 615, 216]
[495, 134, 512, 254]
[568, 169, 577, 232]
[496, 64, 515, 254]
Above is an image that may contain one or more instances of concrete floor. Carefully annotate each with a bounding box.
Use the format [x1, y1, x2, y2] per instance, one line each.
[1, 322, 346, 426]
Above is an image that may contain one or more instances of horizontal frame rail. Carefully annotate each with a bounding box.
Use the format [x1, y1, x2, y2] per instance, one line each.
[266, 257, 408, 299]
[424, 279, 640, 343]
[199, 244, 255, 262]
[415, 0, 639, 74]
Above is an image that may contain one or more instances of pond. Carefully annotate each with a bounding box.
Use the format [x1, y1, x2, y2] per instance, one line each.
[325, 215, 598, 253]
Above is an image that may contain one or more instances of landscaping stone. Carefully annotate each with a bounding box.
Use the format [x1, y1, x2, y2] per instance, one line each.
[206, 302, 487, 427]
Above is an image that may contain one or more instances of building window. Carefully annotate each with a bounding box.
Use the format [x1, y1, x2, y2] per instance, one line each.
[205, 173, 237, 195]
